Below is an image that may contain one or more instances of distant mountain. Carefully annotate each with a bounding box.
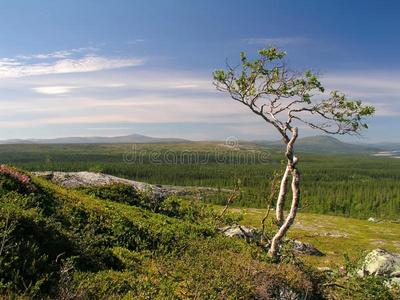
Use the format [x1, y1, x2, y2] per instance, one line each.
[0, 134, 191, 144]
[253, 135, 381, 154]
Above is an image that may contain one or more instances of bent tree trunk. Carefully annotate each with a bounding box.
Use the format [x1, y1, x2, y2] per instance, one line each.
[268, 127, 300, 259]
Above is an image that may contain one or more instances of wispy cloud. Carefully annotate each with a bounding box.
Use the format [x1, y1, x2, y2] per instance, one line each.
[126, 39, 148, 44]
[15, 47, 99, 60]
[242, 37, 309, 46]
[322, 72, 400, 116]
[22, 50, 72, 59]
[87, 127, 134, 131]
[0, 54, 145, 78]
[0, 58, 22, 66]
[103, 83, 127, 88]
[170, 84, 199, 89]
[323, 74, 400, 97]
[31, 86, 80, 95]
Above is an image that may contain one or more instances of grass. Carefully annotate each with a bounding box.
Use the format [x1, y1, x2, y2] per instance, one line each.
[224, 206, 400, 267]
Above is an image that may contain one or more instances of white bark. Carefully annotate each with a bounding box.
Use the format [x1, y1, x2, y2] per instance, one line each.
[276, 166, 290, 226]
[268, 127, 300, 259]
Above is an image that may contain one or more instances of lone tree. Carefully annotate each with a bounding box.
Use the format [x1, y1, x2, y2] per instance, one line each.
[213, 46, 375, 259]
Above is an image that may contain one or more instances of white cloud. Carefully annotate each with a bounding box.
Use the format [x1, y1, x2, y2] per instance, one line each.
[32, 51, 73, 59]
[87, 127, 134, 130]
[322, 72, 400, 116]
[71, 46, 99, 53]
[0, 58, 22, 66]
[126, 39, 148, 44]
[32, 86, 79, 95]
[103, 83, 127, 88]
[0, 67, 213, 94]
[15, 47, 99, 60]
[242, 37, 309, 46]
[170, 84, 199, 88]
[323, 74, 400, 96]
[122, 72, 213, 91]
[0, 55, 145, 78]
[226, 123, 279, 138]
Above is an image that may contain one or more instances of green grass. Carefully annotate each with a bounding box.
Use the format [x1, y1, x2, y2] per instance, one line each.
[227, 206, 400, 267]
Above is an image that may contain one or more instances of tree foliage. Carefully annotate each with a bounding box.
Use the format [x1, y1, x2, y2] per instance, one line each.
[213, 46, 375, 137]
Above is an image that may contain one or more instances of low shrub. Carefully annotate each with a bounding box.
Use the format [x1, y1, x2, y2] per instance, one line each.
[0, 166, 396, 299]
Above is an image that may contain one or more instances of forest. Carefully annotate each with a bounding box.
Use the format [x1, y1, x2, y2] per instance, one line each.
[0, 142, 399, 221]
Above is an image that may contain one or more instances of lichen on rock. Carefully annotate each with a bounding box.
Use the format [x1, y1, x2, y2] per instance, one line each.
[359, 248, 400, 278]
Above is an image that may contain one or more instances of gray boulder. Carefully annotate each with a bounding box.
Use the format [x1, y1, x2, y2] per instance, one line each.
[368, 217, 380, 223]
[219, 225, 260, 239]
[359, 248, 400, 278]
[292, 240, 325, 257]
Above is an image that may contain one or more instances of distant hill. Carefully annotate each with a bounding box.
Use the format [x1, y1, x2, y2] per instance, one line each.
[253, 135, 381, 154]
[360, 142, 400, 151]
[0, 134, 191, 144]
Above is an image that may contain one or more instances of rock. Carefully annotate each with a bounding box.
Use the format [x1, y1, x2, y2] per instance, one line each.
[391, 277, 400, 285]
[390, 271, 400, 278]
[359, 248, 400, 278]
[292, 240, 325, 257]
[32, 171, 167, 201]
[368, 217, 380, 223]
[219, 225, 260, 239]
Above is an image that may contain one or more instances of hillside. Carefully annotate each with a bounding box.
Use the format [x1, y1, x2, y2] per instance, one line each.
[0, 134, 191, 144]
[0, 165, 317, 299]
[254, 135, 381, 154]
[2, 134, 399, 157]
[0, 165, 398, 299]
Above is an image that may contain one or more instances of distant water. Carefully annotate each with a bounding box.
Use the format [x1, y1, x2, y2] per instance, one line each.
[373, 150, 400, 158]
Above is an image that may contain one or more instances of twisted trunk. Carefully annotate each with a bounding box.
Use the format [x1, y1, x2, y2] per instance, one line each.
[268, 127, 300, 259]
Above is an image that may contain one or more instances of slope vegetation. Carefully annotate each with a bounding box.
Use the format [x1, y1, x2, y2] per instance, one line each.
[0, 165, 397, 299]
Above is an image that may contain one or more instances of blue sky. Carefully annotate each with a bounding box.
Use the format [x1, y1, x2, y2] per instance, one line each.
[0, 0, 399, 143]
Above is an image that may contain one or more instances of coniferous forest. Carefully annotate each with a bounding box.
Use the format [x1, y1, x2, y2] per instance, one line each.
[1, 142, 399, 221]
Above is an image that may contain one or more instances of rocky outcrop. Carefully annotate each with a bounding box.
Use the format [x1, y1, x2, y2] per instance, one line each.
[32, 171, 233, 201]
[358, 248, 400, 286]
[33, 171, 167, 200]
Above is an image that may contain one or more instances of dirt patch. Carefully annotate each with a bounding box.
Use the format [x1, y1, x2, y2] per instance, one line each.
[370, 240, 387, 247]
